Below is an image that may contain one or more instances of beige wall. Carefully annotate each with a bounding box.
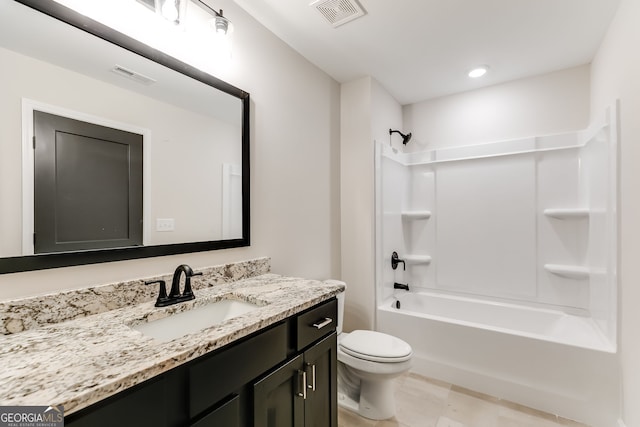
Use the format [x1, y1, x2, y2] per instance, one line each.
[590, 0, 640, 424]
[340, 77, 374, 331]
[0, 0, 341, 299]
[403, 65, 591, 150]
[340, 77, 403, 331]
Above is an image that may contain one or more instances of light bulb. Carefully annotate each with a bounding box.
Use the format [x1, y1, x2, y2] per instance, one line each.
[215, 16, 228, 34]
[161, 0, 179, 22]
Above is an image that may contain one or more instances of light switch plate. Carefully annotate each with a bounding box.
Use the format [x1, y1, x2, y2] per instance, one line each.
[156, 218, 175, 232]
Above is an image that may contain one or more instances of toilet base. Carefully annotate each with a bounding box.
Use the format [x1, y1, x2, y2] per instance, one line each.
[337, 391, 359, 413]
[336, 331, 412, 421]
[337, 366, 397, 420]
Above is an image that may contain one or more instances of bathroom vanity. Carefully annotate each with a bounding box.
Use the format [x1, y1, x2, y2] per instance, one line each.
[0, 261, 344, 427]
[67, 298, 338, 427]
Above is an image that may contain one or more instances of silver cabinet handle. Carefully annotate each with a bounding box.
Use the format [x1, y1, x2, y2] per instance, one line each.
[306, 363, 316, 391]
[297, 370, 307, 399]
[312, 317, 333, 329]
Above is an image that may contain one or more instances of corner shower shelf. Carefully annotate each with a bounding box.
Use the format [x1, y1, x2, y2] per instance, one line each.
[544, 264, 590, 280]
[404, 255, 432, 265]
[543, 208, 590, 219]
[401, 210, 432, 220]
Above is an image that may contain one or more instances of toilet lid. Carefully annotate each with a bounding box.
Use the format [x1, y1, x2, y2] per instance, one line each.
[339, 330, 412, 363]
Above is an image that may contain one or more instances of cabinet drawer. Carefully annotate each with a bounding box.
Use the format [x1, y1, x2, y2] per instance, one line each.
[296, 298, 337, 351]
[189, 322, 288, 418]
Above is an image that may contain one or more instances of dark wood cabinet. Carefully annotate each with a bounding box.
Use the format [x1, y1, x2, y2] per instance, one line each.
[253, 333, 337, 427]
[254, 354, 305, 427]
[190, 394, 240, 427]
[188, 323, 288, 419]
[303, 334, 337, 427]
[64, 298, 337, 427]
[65, 376, 167, 427]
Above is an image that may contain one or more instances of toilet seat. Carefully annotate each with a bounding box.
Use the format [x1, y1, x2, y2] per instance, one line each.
[339, 330, 412, 363]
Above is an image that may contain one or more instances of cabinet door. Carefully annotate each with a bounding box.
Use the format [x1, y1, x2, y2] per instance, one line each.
[304, 333, 337, 427]
[254, 355, 305, 427]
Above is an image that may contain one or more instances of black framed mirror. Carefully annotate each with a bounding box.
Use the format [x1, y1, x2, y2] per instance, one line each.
[0, 0, 250, 274]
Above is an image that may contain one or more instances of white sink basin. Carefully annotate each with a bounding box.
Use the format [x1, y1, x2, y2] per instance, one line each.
[131, 298, 261, 343]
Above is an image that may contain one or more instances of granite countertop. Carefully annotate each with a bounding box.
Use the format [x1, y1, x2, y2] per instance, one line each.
[0, 273, 344, 415]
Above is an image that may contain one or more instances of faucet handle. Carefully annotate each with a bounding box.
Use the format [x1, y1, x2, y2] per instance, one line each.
[391, 252, 406, 271]
[145, 280, 171, 307]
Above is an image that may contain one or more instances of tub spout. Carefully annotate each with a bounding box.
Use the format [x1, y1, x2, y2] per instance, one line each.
[394, 282, 410, 291]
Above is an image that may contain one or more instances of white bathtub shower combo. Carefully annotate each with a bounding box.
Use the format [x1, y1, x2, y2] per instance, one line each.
[374, 105, 619, 427]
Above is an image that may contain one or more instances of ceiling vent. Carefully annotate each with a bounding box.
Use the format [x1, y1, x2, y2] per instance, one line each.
[111, 65, 156, 85]
[310, 0, 366, 28]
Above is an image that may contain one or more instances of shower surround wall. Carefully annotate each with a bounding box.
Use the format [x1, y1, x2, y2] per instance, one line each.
[375, 106, 618, 426]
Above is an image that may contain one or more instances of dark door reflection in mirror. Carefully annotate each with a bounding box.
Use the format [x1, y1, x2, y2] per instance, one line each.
[0, 0, 250, 274]
[34, 111, 144, 254]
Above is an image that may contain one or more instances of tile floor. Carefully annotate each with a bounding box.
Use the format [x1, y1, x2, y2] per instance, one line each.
[337, 373, 590, 427]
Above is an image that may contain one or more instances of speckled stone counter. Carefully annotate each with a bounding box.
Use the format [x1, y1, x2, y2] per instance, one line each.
[0, 264, 344, 415]
[0, 257, 271, 335]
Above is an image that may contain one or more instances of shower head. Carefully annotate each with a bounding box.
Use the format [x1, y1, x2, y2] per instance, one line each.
[389, 129, 412, 145]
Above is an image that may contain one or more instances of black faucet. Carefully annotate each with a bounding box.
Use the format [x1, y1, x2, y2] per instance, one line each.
[170, 264, 203, 302]
[145, 264, 203, 307]
[394, 282, 410, 291]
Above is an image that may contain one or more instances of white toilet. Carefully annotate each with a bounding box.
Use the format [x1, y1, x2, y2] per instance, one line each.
[335, 287, 413, 420]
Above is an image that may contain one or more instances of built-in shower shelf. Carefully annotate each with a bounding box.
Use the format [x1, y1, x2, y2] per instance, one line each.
[544, 264, 590, 279]
[401, 210, 432, 220]
[543, 208, 590, 219]
[404, 255, 432, 265]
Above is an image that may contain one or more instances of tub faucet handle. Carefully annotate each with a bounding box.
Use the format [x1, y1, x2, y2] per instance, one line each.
[391, 252, 406, 270]
[394, 282, 410, 291]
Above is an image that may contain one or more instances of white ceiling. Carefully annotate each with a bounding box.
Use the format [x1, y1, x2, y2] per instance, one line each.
[232, 0, 621, 105]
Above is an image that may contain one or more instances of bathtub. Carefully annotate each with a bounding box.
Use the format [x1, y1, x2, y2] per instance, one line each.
[376, 291, 618, 427]
[380, 291, 613, 351]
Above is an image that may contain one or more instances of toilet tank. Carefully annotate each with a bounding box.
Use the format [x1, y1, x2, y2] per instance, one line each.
[324, 280, 346, 334]
[336, 290, 345, 334]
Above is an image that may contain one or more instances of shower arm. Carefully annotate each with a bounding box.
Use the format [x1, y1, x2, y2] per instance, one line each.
[389, 129, 412, 145]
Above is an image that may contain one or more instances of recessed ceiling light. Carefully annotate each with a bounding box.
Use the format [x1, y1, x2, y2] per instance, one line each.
[468, 66, 489, 78]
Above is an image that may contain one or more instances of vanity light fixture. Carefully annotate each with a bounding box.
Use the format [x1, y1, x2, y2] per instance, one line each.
[159, 0, 189, 24]
[193, 0, 232, 35]
[468, 65, 489, 78]
[213, 10, 231, 34]
[136, 0, 187, 25]
[138, 0, 232, 34]
[160, 0, 180, 22]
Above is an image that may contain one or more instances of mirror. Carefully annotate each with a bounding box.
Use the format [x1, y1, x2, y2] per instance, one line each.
[0, 0, 250, 274]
